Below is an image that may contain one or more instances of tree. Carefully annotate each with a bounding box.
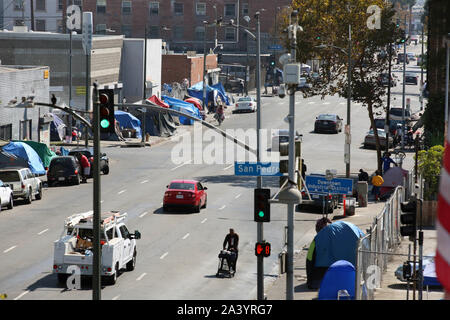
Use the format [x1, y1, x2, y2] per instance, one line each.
[417, 145, 444, 200]
[281, 0, 404, 172]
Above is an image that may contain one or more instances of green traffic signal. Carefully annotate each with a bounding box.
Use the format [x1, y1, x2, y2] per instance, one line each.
[258, 211, 264, 217]
[100, 119, 110, 128]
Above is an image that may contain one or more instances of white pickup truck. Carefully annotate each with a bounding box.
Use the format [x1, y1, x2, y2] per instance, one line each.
[53, 211, 141, 285]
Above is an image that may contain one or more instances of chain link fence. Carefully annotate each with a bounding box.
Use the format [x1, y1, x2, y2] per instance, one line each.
[355, 186, 405, 300]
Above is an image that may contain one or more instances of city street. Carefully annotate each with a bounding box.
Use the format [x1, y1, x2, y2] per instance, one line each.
[0, 43, 425, 300]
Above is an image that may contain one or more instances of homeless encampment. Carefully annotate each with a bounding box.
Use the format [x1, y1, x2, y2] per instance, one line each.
[162, 95, 201, 125]
[0, 150, 28, 169]
[15, 140, 56, 169]
[380, 166, 409, 200]
[48, 113, 67, 141]
[1, 141, 46, 175]
[187, 82, 231, 109]
[114, 110, 142, 139]
[318, 260, 356, 300]
[306, 221, 365, 289]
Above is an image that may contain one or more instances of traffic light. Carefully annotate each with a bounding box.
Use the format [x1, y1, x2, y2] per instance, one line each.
[98, 89, 115, 134]
[315, 35, 321, 40]
[269, 54, 275, 67]
[254, 188, 271, 222]
[255, 241, 271, 257]
[396, 19, 400, 28]
[400, 198, 417, 238]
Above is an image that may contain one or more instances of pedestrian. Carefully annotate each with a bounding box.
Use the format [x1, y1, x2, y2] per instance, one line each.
[72, 128, 78, 142]
[382, 152, 397, 175]
[223, 228, 239, 272]
[315, 217, 332, 233]
[301, 158, 307, 182]
[78, 153, 91, 183]
[358, 169, 369, 182]
[371, 170, 384, 202]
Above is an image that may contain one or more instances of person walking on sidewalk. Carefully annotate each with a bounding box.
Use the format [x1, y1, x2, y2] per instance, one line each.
[382, 152, 397, 175]
[223, 228, 239, 272]
[371, 170, 384, 202]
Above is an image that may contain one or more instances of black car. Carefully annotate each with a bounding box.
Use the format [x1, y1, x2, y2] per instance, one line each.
[314, 114, 343, 134]
[378, 73, 397, 87]
[397, 53, 409, 64]
[299, 190, 339, 214]
[47, 156, 82, 186]
[372, 118, 403, 136]
[405, 72, 418, 85]
[68, 147, 109, 175]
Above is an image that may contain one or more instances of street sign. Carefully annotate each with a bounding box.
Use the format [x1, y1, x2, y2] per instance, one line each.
[268, 44, 283, 51]
[82, 12, 93, 55]
[234, 162, 282, 176]
[305, 175, 353, 195]
[66, 5, 81, 31]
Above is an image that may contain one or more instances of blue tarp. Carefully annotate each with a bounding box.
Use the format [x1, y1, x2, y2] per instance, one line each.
[2, 141, 46, 175]
[162, 95, 201, 125]
[314, 221, 365, 267]
[49, 113, 67, 141]
[318, 260, 356, 300]
[187, 82, 230, 107]
[114, 110, 142, 139]
[423, 260, 442, 287]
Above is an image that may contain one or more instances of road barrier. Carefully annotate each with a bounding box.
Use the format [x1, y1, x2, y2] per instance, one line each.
[355, 186, 404, 300]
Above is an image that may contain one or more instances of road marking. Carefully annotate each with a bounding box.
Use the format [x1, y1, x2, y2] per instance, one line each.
[13, 290, 29, 300]
[3, 246, 17, 253]
[118, 189, 127, 195]
[171, 159, 192, 171]
[223, 164, 234, 171]
[323, 102, 331, 105]
[112, 295, 120, 300]
[38, 229, 49, 235]
[339, 102, 346, 105]
[139, 211, 149, 218]
[182, 233, 190, 240]
[308, 101, 316, 104]
[219, 205, 226, 210]
[136, 273, 147, 281]
[201, 218, 207, 224]
[235, 193, 241, 199]
[141, 180, 149, 184]
[160, 252, 169, 260]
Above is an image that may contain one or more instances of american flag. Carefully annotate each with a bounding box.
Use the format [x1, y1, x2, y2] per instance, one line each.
[437, 132, 450, 299]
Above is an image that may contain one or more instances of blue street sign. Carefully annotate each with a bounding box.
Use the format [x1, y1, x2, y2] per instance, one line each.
[234, 162, 282, 176]
[305, 175, 353, 195]
[268, 44, 283, 51]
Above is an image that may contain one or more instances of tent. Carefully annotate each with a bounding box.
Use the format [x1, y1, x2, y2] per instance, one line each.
[48, 113, 67, 141]
[306, 221, 364, 289]
[184, 97, 203, 111]
[380, 166, 409, 199]
[423, 259, 442, 287]
[318, 260, 356, 300]
[0, 150, 28, 169]
[15, 140, 56, 169]
[187, 82, 231, 108]
[148, 95, 170, 109]
[162, 95, 201, 125]
[114, 110, 142, 139]
[1, 141, 46, 175]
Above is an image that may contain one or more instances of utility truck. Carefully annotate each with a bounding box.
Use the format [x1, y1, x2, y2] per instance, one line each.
[53, 211, 141, 285]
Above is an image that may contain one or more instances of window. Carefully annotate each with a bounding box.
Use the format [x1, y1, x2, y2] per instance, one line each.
[173, 26, 184, 39]
[122, 24, 132, 38]
[14, 0, 23, 10]
[119, 226, 130, 239]
[96, 24, 106, 34]
[36, 0, 46, 11]
[0, 124, 12, 141]
[225, 3, 235, 17]
[97, 0, 106, 14]
[148, 26, 159, 38]
[242, 3, 249, 16]
[122, 1, 132, 15]
[195, 26, 205, 41]
[58, 0, 63, 11]
[174, 3, 183, 16]
[19, 120, 32, 140]
[14, 19, 24, 26]
[196, 2, 206, 16]
[36, 19, 46, 31]
[149, 2, 159, 16]
[225, 27, 235, 41]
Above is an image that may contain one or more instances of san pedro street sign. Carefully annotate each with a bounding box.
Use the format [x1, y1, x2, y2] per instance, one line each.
[234, 162, 282, 176]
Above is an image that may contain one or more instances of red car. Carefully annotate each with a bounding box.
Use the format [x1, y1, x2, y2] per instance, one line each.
[163, 180, 207, 213]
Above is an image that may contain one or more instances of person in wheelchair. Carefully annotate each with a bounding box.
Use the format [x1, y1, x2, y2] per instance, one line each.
[222, 228, 239, 272]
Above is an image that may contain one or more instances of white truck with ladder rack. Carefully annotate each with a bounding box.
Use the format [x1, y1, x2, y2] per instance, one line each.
[53, 210, 141, 285]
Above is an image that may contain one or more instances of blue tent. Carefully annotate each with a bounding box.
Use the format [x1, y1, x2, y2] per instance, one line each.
[114, 110, 142, 139]
[2, 141, 46, 175]
[187, 82, 230, 107]
[315, 221, 365, 267]
[162, 95, 201, 125]
[318, 260, 356, 300]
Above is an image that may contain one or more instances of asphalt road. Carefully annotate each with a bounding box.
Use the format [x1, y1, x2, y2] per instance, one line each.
[0, 43, 423, 300]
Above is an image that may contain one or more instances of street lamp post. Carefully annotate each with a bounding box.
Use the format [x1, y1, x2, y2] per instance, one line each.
[203, 21, 209, 113]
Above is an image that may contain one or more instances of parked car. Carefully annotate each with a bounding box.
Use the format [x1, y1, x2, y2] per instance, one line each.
[405, 72, 418, 85]
[389, 107, 411, 121]
[297, 77, 312, 90]
[68, 147, 110, 175]
[407, 52, 416, 61]
[163, 180, 207, 213]
[363, 128, 394, 149]
[314, 114, 343, 134]
[397, 53, 409, 64]
[0, 179, 14, 210]
[0, 168, 42, 204]
[299, 188, 339, 214]
[47, 156, 82, 186]
[371, 118, 403, 136]
[232, 96, 257, 113]
[271, 129, 302, 151]
[378, 73, 397, 87]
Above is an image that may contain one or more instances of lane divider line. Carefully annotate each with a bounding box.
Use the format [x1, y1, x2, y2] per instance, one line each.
[38, 229, 49, 235]
[235, 194, 241, 199]
[223, 164, 234, 171]
[141, 180, 149, 184]
[171, 160, 192, 171]
[219, 205, 226, 210]
[112, 295, 120, 300]
[139, 212, 148, 218]
[118, 189, 127, 195]
[182, 233, 190, 240]
[160, 252, 169, 260]
[13, 290, 29, 300]
[201, 218, 207, 224]
[3, 246, 17, 253]
[136, 273, 147, 281]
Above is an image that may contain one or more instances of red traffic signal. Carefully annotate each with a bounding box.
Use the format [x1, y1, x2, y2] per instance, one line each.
[99, 93, 109, 104]
[255, 242, 271, 258]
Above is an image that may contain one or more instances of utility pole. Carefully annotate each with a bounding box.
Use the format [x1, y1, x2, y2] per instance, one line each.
[401, 12, 407, 151]
[345, 24, 352, 178]
[203, 20, 208, 113]
[386, 41, 392, 149]
[420, 24, 424, 110]
[142, 26, 147, 144]
[30, 0, 35, 31]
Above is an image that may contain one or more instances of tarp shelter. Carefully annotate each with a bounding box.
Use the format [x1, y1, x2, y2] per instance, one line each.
[423, 259, 442, 287]
[187, 82, 230, 108]
[318, 260, 356, 300]
[15, 140, 56, 169]
[48, 113, 67, 141]
[380, 166, 408, 199]
[1, 141, 46, 175]
[162, 95, 201, 125]
[184, 97, 203, 111]
[306, 221, 364, 289]
[114, 110, 142, 139]
[141, 97, 177, 137]
[0, 150, 28, 169]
